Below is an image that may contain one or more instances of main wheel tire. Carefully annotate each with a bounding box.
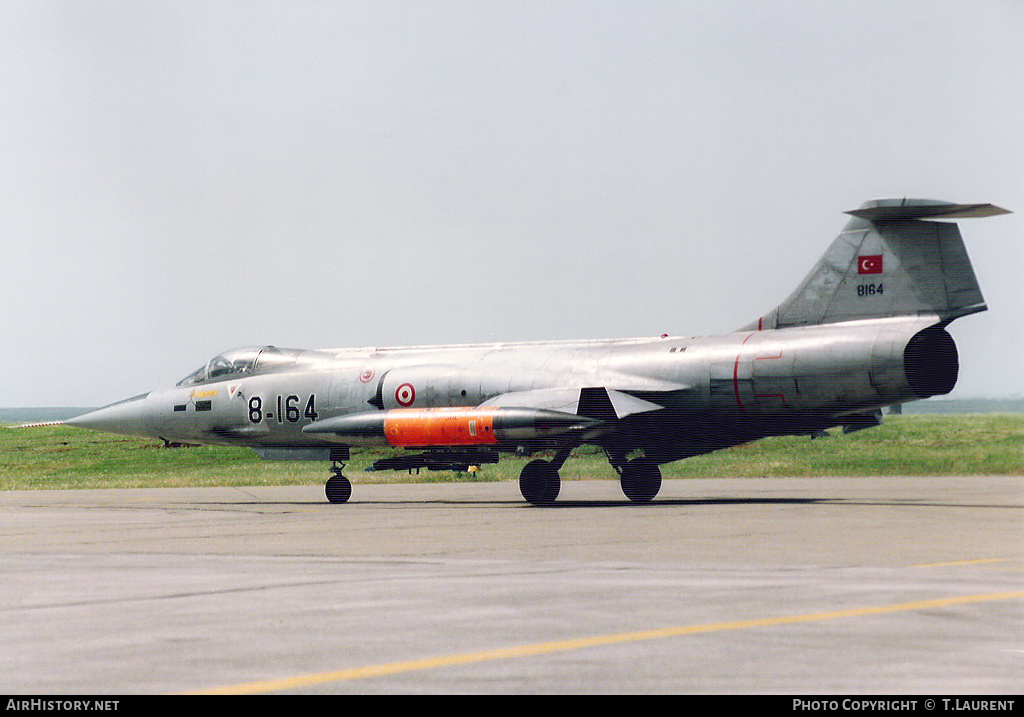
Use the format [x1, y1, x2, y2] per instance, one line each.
[620, 459, 661, 502]
[519, 460, 560, 505]
[325, 474, 352, 504]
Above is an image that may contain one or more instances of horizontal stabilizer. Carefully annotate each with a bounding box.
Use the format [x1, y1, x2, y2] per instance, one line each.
[846, 199, 1010, 221]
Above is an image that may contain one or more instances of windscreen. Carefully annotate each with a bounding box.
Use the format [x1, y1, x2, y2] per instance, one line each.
[176, 346, 284, 386]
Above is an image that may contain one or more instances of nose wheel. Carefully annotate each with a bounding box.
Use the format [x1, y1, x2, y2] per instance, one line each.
[325, 449, 352, 503]
[325, 472, 351, 503]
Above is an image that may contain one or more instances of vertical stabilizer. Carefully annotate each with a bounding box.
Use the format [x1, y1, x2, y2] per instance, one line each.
[743, 199, 1009, 331]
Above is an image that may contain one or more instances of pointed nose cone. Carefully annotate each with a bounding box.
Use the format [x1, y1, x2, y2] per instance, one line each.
[65, 392, 152, 437]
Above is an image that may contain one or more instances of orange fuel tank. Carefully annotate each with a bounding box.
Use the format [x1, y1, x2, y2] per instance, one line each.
[303, 406, 604, 447]
[383, 408, 498, 447]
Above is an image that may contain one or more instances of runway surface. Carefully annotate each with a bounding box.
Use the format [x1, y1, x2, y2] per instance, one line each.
[1, 476, 1022, 694]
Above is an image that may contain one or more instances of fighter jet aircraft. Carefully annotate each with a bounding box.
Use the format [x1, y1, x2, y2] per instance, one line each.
[66, 198, 1009, 504]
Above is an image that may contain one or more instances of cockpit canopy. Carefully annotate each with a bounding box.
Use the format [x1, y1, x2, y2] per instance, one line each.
[176, 346, 307, 386]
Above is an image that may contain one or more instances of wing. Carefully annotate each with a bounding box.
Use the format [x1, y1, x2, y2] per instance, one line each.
[477, 386, 667, 421]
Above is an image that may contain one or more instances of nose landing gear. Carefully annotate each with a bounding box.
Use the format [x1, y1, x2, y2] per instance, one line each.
[324, 448, 352, 504]
[325, 471, 351, 503]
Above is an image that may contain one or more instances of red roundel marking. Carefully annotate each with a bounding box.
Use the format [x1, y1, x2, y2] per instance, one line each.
[395, 383, 416, 406]
[359, 369, 375, 383]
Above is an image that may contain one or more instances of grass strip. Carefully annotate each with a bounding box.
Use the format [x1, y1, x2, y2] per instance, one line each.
[2, 414, 1020, 491]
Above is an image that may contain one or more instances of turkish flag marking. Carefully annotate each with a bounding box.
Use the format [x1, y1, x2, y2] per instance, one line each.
[858, 255, 883, 275]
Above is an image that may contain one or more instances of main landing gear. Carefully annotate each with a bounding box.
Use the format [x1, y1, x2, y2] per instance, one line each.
[618, 459, 662, 503]
[519, 459, 562, 505]
[322, 444, 664, 505]
[518, 449, 663, 505]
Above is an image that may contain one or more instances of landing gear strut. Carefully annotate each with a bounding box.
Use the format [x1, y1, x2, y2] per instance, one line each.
[325, 448, 352, 504]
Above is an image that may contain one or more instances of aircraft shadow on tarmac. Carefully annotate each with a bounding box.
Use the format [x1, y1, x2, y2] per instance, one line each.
[535, 497, 1022, 509]
[188, 496, 828, 508]
[201, 496, 1020, 510]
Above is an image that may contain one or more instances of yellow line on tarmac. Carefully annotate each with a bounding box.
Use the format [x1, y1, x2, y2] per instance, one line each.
[910, 558, 1008, 569]
[188, 590, 1024, 695]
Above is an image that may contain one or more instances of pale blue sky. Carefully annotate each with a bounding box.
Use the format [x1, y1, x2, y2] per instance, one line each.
[2, 1, 1021, 406]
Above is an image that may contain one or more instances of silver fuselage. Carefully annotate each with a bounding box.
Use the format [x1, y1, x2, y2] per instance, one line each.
[65, 198, 1007, 491]
[70, 314, 947, 463]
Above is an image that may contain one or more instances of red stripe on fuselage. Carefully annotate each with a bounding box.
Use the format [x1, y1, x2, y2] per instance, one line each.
[733, 333, 755, 414]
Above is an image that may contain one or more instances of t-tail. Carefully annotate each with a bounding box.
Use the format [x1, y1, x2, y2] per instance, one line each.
[743, 199, 1010, 332]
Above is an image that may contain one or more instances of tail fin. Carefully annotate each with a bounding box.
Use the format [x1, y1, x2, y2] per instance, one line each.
[744, 199, 1010, 331]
